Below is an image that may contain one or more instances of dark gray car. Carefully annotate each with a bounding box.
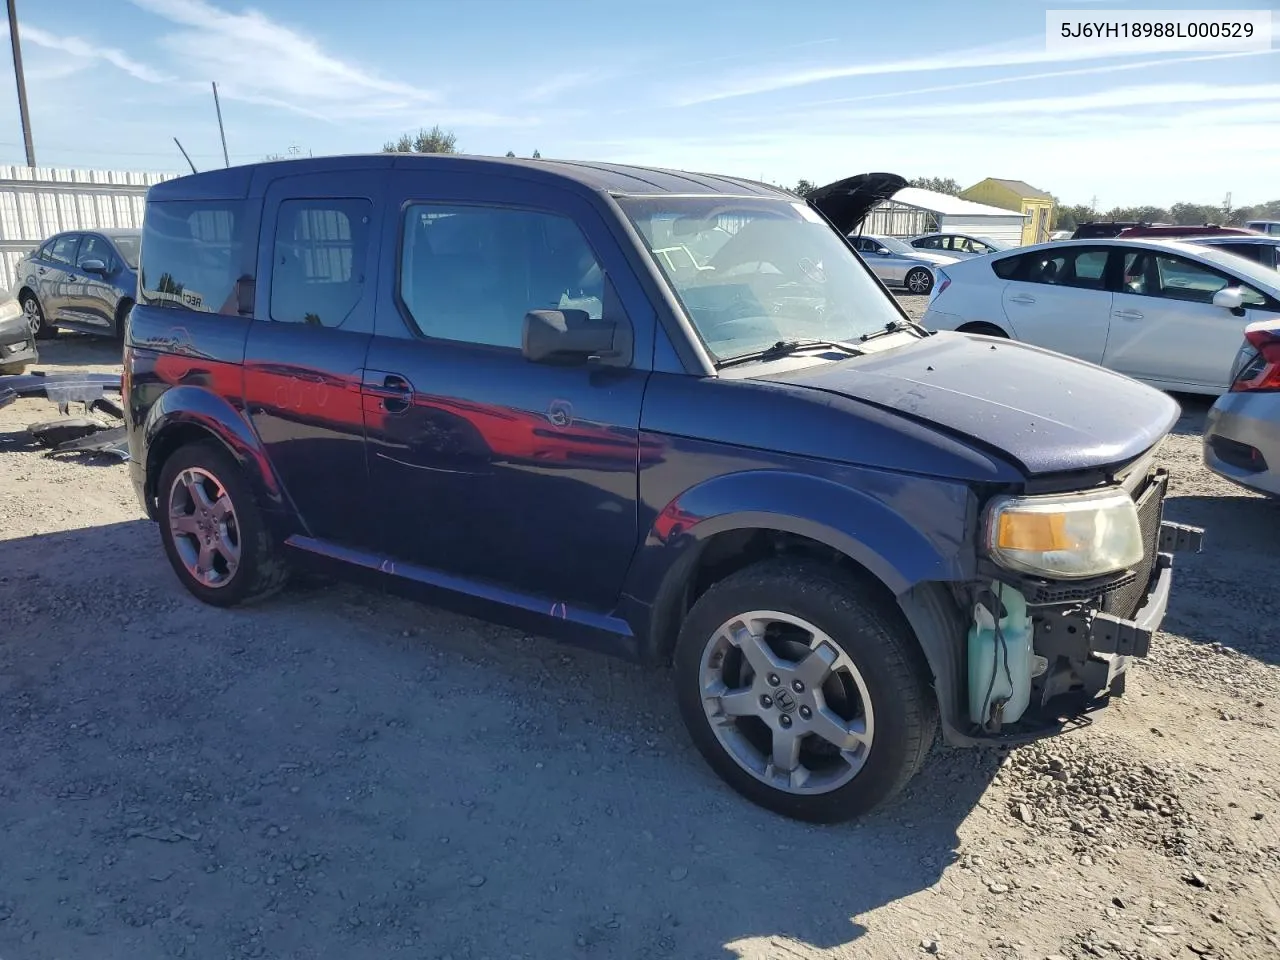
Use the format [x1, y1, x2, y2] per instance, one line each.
[14, 229, 140, 340]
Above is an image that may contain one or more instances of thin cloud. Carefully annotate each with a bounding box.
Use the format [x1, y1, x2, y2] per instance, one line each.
[520, 71, 606, 104]
[674, 33, 1260, 106]
[129, 0, 441, 118]
[3, 23, 174, 84]
[796, 49, 1278, 109]
[792, 82, 1280, 125]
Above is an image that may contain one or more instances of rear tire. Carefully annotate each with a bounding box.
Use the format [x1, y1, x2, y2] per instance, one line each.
[673, 559, 937, 823]
[957, 322, 1009, 338]
[156, 440, 289, 607]
[904, 268, 934, 296]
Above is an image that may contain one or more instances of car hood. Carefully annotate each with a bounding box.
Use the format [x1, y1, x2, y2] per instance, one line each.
[806, 172, 908, 234]
[755, 332, 1180, 476]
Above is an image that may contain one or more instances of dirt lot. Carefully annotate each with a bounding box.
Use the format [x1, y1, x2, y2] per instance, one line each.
[2, 310, 1279, 960]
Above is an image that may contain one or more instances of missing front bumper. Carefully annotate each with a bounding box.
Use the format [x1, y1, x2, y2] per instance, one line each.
[946, 517, 1204, 747]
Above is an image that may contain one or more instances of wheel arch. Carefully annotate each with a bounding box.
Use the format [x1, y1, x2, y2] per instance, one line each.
[141, 386, 294, 535]
[622, 470, 973, 667]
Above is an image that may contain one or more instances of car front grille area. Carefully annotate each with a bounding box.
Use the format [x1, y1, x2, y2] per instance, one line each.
[1101, 470, 1167, 621]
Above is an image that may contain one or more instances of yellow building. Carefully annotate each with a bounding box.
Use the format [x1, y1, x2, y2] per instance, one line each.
[959, 178, 1057, 245]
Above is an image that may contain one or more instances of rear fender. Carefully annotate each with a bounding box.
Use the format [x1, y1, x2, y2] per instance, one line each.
[142, 385, 294, 531]
[621, 469, 976, 663]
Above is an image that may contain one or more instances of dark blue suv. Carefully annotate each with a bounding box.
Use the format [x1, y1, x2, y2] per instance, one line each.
[124, 155, 1203, 822]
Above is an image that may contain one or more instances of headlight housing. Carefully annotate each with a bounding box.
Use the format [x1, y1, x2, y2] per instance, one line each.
[984, 489, 1144, 580]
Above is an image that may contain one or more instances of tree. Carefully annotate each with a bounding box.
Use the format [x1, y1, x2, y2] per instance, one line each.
[382, 125, 459, 154]
[531, 149, 541, 159]
[909, 176, 961, 196]
[793, 179, 816, 198]
[505, 150, 516, 158]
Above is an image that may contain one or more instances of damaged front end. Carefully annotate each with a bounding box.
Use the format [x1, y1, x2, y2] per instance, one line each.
[0, 371, 129, 460]
[950, 460, 1204, 746]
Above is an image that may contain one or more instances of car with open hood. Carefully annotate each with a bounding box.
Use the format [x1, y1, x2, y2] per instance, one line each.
[124, 156, 1203, 823]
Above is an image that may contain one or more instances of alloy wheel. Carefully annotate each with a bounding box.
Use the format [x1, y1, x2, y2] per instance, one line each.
[698, 610, 875, 795]
[22, 297, 41, 336]
[167, 467, 241, 588]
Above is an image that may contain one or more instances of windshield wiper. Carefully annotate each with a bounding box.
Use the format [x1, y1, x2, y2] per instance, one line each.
[716, 338, 864, 369]
[859, 316, 927, 343]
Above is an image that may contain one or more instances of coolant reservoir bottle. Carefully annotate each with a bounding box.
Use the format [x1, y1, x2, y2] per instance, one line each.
[967, 583, 1034, 729]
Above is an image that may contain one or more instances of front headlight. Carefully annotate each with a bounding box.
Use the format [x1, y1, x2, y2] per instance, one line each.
[984, 489, 1144, 580]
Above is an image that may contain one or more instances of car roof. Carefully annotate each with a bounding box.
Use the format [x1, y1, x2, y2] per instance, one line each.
[146, 153, 796, 203]
[1186, 234, 1278, 245]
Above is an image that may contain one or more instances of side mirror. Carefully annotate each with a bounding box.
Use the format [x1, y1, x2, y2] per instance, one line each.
[80, 259, 108, 275]
[1213, 287, 1245, 312]
[875, 247, 891, 256]
[522, 309, 618, 364]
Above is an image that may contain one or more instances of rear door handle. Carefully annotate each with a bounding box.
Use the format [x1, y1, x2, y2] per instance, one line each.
[1008, 294, 1036, 304]
[1113, 310, 1144, 320]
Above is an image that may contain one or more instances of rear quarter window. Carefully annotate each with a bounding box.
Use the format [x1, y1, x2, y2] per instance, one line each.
[991, 254, 1023, 279]
[139, 200, 255, 315]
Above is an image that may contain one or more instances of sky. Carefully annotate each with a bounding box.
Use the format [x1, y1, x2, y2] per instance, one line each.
[0, 0, 1276, 208]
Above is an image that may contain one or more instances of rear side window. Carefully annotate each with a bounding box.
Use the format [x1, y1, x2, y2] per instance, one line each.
[398, 203, 606, 349]
[270, 198, 372, 327]
[140, 200, 252, 315]
[1021, 248, 1110, 290]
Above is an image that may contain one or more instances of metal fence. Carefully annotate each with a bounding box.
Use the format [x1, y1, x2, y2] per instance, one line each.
[0, 165, 177, 292]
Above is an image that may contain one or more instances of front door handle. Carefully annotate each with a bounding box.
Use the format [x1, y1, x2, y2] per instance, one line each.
[361, 369, 414, 413]
[1113, 309, 1144, 320]
[1008, 294, 1036, 304]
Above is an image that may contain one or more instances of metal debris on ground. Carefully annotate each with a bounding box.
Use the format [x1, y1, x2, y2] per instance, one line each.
[0, 371, 128, 461]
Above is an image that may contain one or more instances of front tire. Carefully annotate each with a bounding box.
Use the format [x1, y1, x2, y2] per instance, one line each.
[904, 268, 934, 296]
[674, 559, 937, 823]
[21, 292, 54, 340]
[156, 440, 289, 607]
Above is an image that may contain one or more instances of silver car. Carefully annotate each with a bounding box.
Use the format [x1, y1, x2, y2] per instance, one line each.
[1203, 316, 1280, 496]
[908, 232, 1014, 259]
[847, 234, 957, 295]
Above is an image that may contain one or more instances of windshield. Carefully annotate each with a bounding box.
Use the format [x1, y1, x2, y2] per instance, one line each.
[619, 196, 903, 362]
[867, 236, 915, 256]
[112, 235, 140, 269]
[1187, 243, 1280, 291]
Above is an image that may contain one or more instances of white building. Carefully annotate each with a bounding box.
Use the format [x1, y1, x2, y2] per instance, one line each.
[861, 187, 1028, 245]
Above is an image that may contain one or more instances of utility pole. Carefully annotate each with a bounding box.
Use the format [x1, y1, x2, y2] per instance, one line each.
[212, 82, 229, 168]
[6, 0, 36, 168]
[1089, 194, 1098, 215]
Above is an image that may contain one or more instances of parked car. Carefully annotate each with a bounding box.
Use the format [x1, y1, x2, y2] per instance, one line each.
[924, 238, 1280, 395]
[1245, 220, 1280, 236]
[1203, 317, 1280, 497]
[125, 155, 1202, 822]
[1071, 221, 1147, 240]
[846, 234, 956, 294]
[907, 233, 1013, 259]
[0, 291, 38, 373]
[1187, 234, 1280, 271]
[1116, 224, 1257, 240]
[14, 228, 140, 340]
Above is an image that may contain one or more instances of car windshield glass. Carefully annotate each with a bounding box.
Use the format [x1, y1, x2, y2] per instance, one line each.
[618, 196, 904, 363]
[1181, 243, 1280, 292]
[112, 236, 140, 269]
[867, 236, 914, 255]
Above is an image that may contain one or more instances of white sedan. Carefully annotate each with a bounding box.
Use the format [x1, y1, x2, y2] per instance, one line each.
[923, 237, 1280, 395]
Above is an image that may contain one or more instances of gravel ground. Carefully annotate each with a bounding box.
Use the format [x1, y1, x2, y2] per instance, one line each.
[2, 310, 1279, 960]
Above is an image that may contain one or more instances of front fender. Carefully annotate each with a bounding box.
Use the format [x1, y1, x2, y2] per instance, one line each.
[621, 469, 977, 660]
[142, 385, 286, 518]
